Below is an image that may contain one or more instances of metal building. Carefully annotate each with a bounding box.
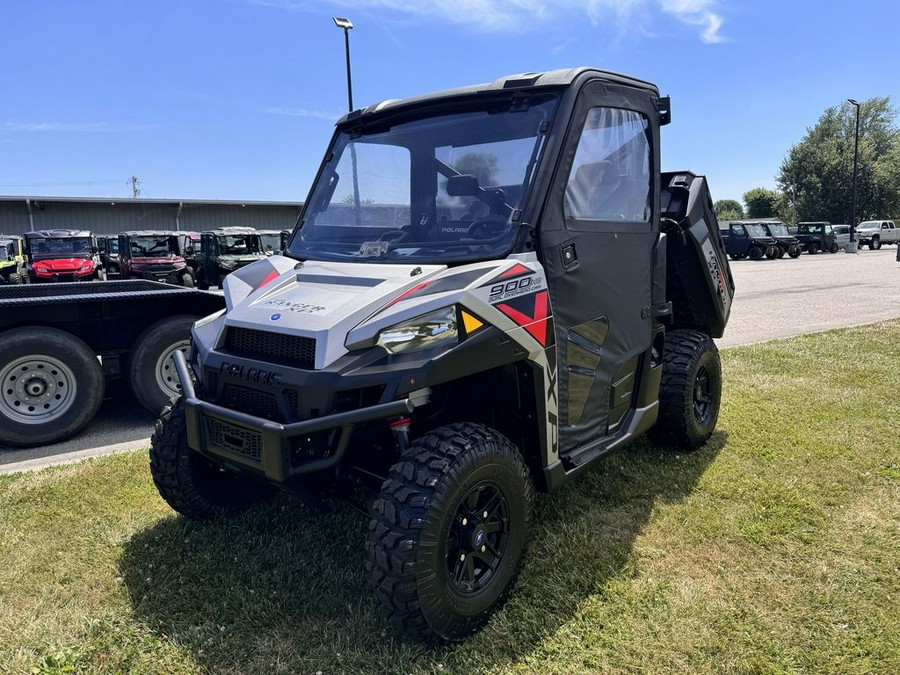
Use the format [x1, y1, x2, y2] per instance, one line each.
[0, 196, 302, 237]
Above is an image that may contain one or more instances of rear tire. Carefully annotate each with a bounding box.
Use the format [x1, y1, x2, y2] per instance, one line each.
[808, 243, 820, 254]
[368, 423, 534, 643]
[128, 315, 197, 415]
[149, 398, 276, 520]
[649, 329, 722, 451]
[870, 237, 881, 250]
[748, 247, 764, 260]
[0, 327, 105, 446]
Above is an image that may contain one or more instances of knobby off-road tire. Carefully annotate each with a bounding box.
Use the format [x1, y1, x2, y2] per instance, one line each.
[368, 423, 534, 643]
[149, 398, 276, 520]
[0, 327, 104, 446]
[829, 243, 839, 254]
[765, 247, 779, 259]
[180, 270, 195, 288]
[748, 246, 764, 260]
[788, 245, 802, 259]
[128, 315, 197, 415]
[649, 329, 722, 451]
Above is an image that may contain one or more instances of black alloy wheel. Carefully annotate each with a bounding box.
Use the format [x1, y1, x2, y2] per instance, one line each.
[446, 482, 510, 595]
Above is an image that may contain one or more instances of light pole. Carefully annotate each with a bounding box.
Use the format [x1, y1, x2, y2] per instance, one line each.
[847, 98, 861, 249]
[333, 17, 354, 112]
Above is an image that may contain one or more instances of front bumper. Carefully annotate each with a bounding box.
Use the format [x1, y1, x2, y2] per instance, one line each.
[172, 350, 415, 482]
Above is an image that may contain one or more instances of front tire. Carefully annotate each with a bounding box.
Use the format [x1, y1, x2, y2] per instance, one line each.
[368, 423, 534, 643]
[788, 245, 802, 258]
[0, 327, 105, 446]
[149, 398, 275, 520]
[748, 246, 764, 260]
[128, 315, 197, 415]
[649, 329, 722, 451]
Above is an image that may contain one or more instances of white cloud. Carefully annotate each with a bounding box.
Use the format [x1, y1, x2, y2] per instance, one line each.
[3, 122, 156, 133]
[264, 106, 340, 121]
[252, 0, 726, 42]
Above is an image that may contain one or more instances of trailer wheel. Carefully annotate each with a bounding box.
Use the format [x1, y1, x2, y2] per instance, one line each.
[149, 398, 275, 520]
[0, 327, 104, 447]
[649, 329, 722, 451]
[368, 423, 534, 643]
[748, 246, 764, 260]
[128, 315, 197, 415]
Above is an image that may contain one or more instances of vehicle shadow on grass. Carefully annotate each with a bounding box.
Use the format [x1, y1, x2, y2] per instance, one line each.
[119, 432, 724, 674]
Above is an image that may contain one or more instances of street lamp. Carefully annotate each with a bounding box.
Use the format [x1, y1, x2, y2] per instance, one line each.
[847, 98, 861, 248]
[333, 16, 354, 112]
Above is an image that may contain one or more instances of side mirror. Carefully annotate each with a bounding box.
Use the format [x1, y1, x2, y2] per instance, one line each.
[446, 174, 480, 197]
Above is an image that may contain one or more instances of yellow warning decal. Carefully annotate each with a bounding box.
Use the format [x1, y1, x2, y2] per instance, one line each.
[461, 310, 484, 334]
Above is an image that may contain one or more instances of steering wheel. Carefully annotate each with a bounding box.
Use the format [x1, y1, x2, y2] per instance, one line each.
[465, 217, 510, 240]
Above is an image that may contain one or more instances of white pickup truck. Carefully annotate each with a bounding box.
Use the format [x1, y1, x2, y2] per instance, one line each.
[855, 220, 900, 250]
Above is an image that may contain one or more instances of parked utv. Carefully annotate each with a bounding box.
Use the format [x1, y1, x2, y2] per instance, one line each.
[720, 221, 777, 260]
[149, 67, 735, 643]
[24, 229, 105, 282]
[97, 235, 121, 277]
[795, 222, 839, 254]
[118, 231, 195, 287]
[757, 220, 802, 258]
[194, 227, 266, 289]
[258, 229, 284, 256]
[0, 235, 28, 284]
[175, 232, 201, 277]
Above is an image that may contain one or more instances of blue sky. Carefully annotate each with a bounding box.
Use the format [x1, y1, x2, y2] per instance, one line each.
[2, 0, 898, 204]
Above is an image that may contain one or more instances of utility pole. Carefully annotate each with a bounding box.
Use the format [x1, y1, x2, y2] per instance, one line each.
[129, 175, 142, 198]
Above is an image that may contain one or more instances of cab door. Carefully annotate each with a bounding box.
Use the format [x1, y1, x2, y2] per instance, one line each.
[538, 80, 661, 455]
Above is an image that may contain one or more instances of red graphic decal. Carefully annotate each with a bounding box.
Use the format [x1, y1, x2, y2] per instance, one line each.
[497, 291, 550, 346]
[499, 263, 532, 278]
[257, 269, 279, 290]
[385, 280, 432, 309]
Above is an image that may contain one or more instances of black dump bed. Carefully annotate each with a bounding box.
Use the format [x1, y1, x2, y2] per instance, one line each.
[659, 171, 735, 339]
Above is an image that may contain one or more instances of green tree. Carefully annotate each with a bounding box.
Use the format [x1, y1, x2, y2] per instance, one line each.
[778, 98, 900, 223]
[742, 187, 782, 219]
[714, 199, 743, 220]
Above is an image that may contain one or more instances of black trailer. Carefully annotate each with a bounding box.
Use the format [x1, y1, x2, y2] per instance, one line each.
[0, 280, 224, 446]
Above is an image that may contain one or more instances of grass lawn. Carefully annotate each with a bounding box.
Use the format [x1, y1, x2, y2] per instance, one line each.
[1, 322, 898, 674]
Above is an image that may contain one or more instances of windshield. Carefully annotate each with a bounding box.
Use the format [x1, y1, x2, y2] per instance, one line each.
[797, 225, 820, 234]
[745, 224, 768, 237]
[108, 239, 119, 253]
[2, 242, 13, 259]
[289, 94, 558, 264]
[129, 236, 176, 257]
[260, 233, 281, 253]
[217, 234, 261, 255]
[29, 237, 93, 260]
[767, 223, 790, 237]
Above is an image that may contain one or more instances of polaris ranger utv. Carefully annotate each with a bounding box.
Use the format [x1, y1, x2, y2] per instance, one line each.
[118, 230, 195, 287]
[757, 220, 802, 258]
[0, 235, 28, 284]
[720, 221, 778, 260]
[194, 227, 267, 289]
[149, 68, 735, 643]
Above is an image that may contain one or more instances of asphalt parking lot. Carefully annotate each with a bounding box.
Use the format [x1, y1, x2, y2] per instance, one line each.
[1, 246, 898, 473]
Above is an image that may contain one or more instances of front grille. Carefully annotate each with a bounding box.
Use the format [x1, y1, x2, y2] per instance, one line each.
[220, 384, 281, 421]
[225, 327, 316, 369]
[205, 418, 262, 461]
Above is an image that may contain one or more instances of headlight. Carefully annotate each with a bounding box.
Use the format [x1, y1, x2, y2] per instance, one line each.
[376, 306, 458, 355]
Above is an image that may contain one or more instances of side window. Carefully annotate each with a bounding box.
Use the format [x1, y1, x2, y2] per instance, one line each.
[882, 223, 889, 229]
[565, 107, 651, 222]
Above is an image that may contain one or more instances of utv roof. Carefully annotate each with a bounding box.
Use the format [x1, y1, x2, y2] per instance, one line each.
[337, 67, 660, 125]
[121, 230, 181, 236]
[0, 233, 23, 240]
[204, 227, 260, 235]
[25, 229, 92, 238]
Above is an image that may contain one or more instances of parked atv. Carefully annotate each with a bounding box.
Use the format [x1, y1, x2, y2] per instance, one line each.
[24, 229, 105, 282]
[194, 227, 267, 290]
[756, 221, 802, 258]
[720, 221, 778, 260]
[149, 67, 735, 643]
[0, 234, 28, 284]
[118, 231, 195, 287]
[795, 222, 839, 254]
